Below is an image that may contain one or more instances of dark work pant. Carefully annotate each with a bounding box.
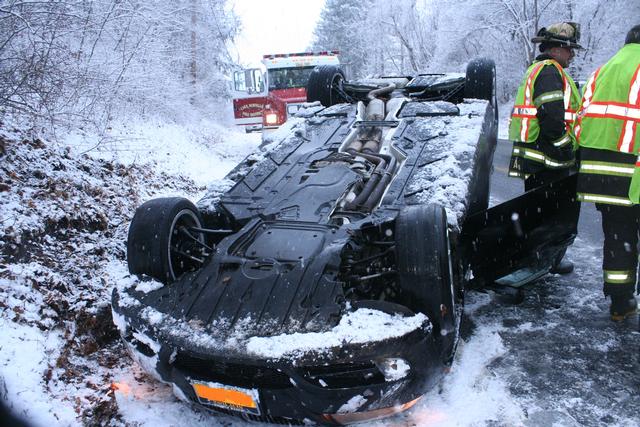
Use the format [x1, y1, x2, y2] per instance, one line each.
[597, 203, 640, 296]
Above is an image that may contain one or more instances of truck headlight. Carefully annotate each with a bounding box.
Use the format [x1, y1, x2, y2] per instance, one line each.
[265, 113, 278, 125]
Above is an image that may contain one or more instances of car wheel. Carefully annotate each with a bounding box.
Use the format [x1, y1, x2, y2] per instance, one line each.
[127, 197, 206, 285]
[395, 204, 457, 358]
[306, 65, 346, 107]
[465, 57, 498, 123]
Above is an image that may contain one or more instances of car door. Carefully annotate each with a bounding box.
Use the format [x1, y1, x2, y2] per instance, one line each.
[461, 172, 580, 287]
[232, 68, 267, 131]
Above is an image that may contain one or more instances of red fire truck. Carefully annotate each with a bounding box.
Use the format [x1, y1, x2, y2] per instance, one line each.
[231, 51, 340, 132]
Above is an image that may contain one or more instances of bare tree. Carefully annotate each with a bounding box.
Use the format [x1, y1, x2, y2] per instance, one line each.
[0, 0, 239, 127]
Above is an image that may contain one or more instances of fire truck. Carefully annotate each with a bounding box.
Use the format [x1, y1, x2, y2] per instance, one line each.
[231, 51, 340, 132]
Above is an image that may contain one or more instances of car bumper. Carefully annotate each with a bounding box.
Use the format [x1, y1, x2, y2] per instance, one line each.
[111, 288, 446, 425]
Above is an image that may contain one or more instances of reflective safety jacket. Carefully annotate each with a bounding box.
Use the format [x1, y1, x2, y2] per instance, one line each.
[508, 58, 580, 179]
[575, 43, 640, 205]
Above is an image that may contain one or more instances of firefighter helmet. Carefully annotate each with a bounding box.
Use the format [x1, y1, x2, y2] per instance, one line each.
[532, 22, 583, 49]
[626, 24, 640, 45]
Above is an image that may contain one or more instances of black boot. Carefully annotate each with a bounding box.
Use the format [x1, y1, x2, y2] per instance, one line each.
[549, 248, 573, 275]
[550, 259, 574, 275]
[610, 293, 638, 321]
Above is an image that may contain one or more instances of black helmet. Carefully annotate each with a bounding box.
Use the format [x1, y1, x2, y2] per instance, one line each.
[532, 22, 583, 49]
[626, 25, 640, 45]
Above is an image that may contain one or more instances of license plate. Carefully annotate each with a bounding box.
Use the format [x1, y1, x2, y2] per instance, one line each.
[191, 381, 260, 416]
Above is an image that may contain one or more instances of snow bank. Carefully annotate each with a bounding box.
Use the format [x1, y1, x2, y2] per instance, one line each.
[0, 116, 259, 426]
[63, 117, 260, 188]
[0, 319, 76, 426]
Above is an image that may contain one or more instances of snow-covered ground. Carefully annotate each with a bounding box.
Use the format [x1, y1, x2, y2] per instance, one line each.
[1, 113, 639, 427]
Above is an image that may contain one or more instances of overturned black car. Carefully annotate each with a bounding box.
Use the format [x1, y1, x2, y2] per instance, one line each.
[111, 59, 579, 425]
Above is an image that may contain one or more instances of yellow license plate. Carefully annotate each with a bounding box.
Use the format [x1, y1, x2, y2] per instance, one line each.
[191, 381, 260, 415]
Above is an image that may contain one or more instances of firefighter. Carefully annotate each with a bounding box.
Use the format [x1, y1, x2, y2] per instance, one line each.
[508, 22, 583, 274]
[575, 25, 640, 321]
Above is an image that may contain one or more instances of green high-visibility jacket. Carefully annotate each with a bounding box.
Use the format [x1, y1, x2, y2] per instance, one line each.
[575, 43, 640, 205]
[508, 59, 581, 178]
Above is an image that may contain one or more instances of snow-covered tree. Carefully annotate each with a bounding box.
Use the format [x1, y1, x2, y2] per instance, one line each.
[0, 0, 240, 126]
[311, 0, 372, 77]
[312, 0, 640, 100]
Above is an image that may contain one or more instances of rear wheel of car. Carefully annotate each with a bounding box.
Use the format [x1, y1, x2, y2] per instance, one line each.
[306, 65, 346, 107]
[395, 204, 457, 359]
[465, 57, 498, 123]
[127, 197, 207, 285]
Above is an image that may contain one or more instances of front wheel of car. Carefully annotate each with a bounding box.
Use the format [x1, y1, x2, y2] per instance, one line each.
[306, 65, 347, 107]
[395, 204, 457, 360]
[127, 197, 207, 285]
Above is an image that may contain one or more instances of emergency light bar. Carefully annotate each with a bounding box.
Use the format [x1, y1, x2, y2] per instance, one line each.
[262, 51, 340, 59]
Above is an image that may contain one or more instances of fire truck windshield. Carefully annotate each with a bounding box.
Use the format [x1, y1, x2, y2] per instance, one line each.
[268, 66, 316, 90]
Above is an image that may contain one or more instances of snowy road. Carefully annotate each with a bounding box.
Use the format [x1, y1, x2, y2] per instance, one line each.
[442, 139, 640, 426]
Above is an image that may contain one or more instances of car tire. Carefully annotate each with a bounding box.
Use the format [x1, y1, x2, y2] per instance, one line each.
[127, 197, 206, 285]
[395, 204, 457, 356]
[306, 65, 346, 107]
[465, 57, 498, 122]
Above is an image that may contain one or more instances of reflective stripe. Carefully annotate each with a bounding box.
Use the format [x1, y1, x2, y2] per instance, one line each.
[580, 162, 634, 175]
[534, 91, 564, 106]
[618, 64, 640, 153]
[513, 147, 573, 168]
[576, 67, 601, 143]
[560, 64, 575, 133]
[620, 121, 636, 152]
[577, 193, 634, 205]
[545, 158, 573, 168]
[520, 118, 529, 141]
[512, 106, 537, 116]
[514, 147, 544, 161]
[583, 103, 640, 121]
[521, 62, 547, 141]
[552, 134, 571, 147]
[604, 270, 634, 284]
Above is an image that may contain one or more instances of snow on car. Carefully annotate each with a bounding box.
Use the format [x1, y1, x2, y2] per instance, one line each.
[112, 58, 578, 425]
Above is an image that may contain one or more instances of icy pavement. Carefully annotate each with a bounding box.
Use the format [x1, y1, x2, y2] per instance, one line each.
[464, 234, 640, 427]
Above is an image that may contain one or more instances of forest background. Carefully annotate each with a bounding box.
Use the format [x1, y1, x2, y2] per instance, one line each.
[1, 0, 637, 132]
